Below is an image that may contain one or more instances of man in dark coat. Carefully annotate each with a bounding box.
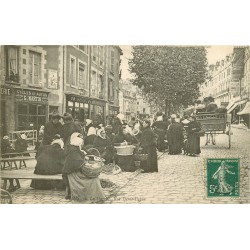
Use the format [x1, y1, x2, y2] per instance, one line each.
[61, 113, 83, 147]
[167, 114, 184, 155]
[152, 111, 168, 152]
[43, 112, 63, 145]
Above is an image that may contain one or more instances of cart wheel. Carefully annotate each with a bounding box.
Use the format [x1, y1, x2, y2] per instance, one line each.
[228, 124, 231, 149]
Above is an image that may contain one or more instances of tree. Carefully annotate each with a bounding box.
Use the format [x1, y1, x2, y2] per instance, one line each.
[128, 46, 208, 116]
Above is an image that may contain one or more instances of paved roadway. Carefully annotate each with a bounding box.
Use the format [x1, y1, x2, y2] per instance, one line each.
[2, 127, 249, 204]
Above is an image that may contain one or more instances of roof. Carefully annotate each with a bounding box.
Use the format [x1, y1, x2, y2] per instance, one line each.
[237, 101, 250, 115]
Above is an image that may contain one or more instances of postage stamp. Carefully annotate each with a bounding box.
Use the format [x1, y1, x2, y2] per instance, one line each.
[206, 158, 240, 197]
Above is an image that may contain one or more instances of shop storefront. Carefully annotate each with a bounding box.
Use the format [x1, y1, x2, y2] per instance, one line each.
[15, 88, 49, 131]
[1, 86, 13, 137]
[0, 86, 49, 135]
[66, 94, 106, 125]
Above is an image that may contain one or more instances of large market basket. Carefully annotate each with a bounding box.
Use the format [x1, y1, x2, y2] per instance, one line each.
[80, 155, 105, 178]
[114, 145, 136, 156]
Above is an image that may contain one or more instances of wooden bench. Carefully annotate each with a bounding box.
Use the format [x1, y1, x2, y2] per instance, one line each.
[1, 150, 37, 157]
[0, 156, 35, 170]
[1, 168, 62, 191]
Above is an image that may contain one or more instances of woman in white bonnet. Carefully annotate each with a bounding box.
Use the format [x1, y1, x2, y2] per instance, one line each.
[93, 128, 113, 164]
[62, 132, 105, 203]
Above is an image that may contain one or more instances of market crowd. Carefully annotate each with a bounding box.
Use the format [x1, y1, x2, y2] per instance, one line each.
[2, 96, 224, 203]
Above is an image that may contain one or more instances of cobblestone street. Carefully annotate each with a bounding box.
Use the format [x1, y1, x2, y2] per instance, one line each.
[108, 127, 250, 204]
[2, 127, 249, 204]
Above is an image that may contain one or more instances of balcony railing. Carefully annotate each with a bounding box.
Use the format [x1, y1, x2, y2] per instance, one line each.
[5, 73, 19, 83]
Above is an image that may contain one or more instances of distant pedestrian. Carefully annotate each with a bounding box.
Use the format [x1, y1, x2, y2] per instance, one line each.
[186, 114, 202, 157]
[167, 114, 183, 155]
[181, 114, 190, 154]
[152, 111, 168, 152]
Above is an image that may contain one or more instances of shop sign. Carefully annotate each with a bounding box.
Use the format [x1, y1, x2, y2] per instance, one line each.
[68, 95, 88, 103]
[67, 95, 106, 106]
[15, 89, 49, 103]
[1, 86, 11, 96]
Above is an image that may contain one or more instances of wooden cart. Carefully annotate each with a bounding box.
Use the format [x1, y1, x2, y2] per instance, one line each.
[196, 113, 232, 148]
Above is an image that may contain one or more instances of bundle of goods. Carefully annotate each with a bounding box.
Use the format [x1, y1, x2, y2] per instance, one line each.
[102, 163, 122, 175]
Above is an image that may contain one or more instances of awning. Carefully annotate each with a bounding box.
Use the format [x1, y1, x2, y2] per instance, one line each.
[227, 99, 248, 113]
[237, 101, 250, 115]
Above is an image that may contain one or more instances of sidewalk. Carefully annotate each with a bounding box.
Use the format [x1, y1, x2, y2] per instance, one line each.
[231, 124, 249, 131]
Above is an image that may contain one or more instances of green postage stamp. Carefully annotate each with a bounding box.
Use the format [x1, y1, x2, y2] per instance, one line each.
[207, 158, 240, 197]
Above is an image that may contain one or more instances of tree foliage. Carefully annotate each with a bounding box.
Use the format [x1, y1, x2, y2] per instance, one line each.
[128, 46, 208, 114]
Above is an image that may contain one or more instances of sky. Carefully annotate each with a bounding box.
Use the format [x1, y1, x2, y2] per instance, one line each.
[119, 45, 235, 80]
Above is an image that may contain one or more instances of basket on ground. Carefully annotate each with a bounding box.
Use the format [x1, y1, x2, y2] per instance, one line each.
[114, 145, 136, 156]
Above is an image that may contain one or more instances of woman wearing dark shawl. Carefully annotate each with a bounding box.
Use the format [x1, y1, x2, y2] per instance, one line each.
[30, 135, 65, 190]
[93, 128, 113, 164]
[62, 132, 105, 203]
[84, 127, 97, 149]
[140, 119, 158, 173]
[186, 115, 202, 156]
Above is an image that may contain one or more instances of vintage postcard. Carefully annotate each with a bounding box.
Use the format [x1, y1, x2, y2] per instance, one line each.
[0, 45, 249, 204]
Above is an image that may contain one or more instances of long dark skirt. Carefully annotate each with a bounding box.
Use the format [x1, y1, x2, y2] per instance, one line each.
[117, 155, 136, 172]
[140, 145, 158, 173]
[155, 129, 166, 152]
[186, 134, 201, 155]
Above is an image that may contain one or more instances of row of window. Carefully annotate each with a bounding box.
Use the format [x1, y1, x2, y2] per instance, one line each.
[5, 46, 42, 86]
[75, 45, 116, 72]
[5, 46, 119, 101]
[69, 56, 116, 101]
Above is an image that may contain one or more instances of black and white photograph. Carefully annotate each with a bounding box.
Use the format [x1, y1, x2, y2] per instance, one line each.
[0, 1, 249, 250]
[1, 44, 249, 204]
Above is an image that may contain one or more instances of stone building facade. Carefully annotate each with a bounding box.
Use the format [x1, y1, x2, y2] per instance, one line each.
[0, 45, 122, 137]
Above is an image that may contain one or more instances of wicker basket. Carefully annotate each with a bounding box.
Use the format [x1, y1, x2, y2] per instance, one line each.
[114, 145, 136, 156]
[134, 154, 148, 161]
[80, 156, 104, 178]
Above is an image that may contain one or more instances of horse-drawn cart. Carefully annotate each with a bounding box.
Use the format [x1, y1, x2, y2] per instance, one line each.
[196, 113, 232, 148]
